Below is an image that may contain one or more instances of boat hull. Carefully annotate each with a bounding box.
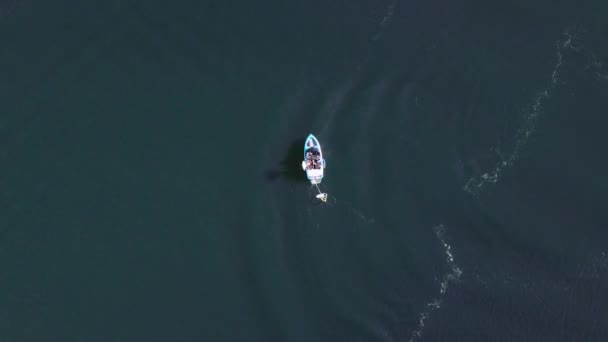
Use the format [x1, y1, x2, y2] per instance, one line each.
[302, 134, 326, 184]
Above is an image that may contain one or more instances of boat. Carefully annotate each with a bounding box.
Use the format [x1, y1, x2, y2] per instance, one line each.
[301, 134, 326, 185]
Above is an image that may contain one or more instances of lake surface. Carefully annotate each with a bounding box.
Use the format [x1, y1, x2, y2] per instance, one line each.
[1, 0, 607, 341]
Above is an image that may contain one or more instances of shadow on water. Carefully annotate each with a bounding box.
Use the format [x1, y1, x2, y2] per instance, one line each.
[263, 138, 308, 183]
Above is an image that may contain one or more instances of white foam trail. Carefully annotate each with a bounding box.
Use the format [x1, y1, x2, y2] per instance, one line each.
[464, 28, 579, 195]
[561, 26, 608, 82]
[409, 225, 462, 342]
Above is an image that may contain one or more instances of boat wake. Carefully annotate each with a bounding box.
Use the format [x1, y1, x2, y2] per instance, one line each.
[408, 224, 462, 342]
[358, 0, 398, 71]
[579, 251, 608, 280]
[319, 1, 399, 137]
[318, 76, 358, 138]
[312, 184, 377, 227]
[372, 0, 397, 42]
[464, 26, 604, 195]
[335, 199, 376, 226]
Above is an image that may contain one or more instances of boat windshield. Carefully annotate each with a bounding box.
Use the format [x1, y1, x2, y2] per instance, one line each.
[306, 149, 321, 160]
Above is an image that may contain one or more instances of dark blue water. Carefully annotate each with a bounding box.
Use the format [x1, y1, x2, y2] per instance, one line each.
[1, 0, 607, 341]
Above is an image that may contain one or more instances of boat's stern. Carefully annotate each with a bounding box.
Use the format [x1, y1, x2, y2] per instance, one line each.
[306, 169, 323, 184]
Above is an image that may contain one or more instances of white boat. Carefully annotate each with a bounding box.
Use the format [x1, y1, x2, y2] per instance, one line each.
[301, 134, 326, 185]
